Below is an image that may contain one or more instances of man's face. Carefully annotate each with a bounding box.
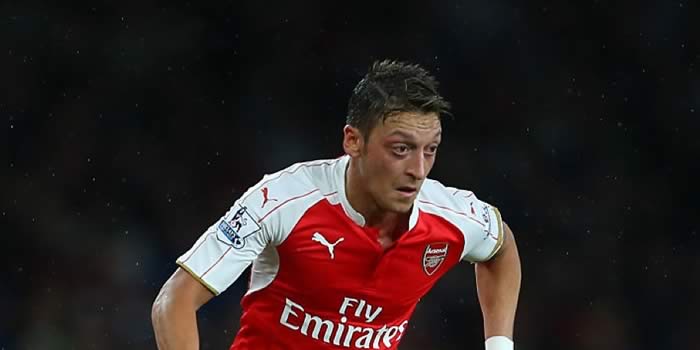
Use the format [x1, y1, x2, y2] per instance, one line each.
[350, 111, 442, 214]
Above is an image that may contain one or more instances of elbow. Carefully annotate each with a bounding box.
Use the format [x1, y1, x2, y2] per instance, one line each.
[151, 288, 168, 328]
[151, 289, 171, 348]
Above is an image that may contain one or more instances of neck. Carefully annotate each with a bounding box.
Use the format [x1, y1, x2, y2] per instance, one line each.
[345, 159, 408, 233]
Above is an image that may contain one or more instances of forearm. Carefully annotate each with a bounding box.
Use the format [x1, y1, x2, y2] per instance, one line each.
[475, 225, 521, 339]
[152, 294, 200, 350]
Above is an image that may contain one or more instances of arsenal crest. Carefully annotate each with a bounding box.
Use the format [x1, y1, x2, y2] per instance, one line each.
[422, 242, 449, 276]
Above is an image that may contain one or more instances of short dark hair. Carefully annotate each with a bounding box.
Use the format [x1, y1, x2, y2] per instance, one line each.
[346, 59, 451, 138]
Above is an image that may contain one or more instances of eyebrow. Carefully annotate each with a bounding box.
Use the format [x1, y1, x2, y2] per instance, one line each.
[387, 129, 442, 140]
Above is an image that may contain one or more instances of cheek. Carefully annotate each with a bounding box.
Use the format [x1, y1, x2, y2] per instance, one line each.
[370, 155, 397, 185]
[383, 161, 408, 184]
[426, 156, 437, 172]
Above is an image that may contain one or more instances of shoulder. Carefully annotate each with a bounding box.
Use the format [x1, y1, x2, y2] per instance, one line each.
[417, 178, 505, 262]
[244, 156, 345, 203]
[416, 178, 479, 216]
[416, 178, 496, 239]
[234, 156, 345, 230]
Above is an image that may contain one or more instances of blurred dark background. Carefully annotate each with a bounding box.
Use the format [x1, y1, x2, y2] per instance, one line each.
[3, 1, 699, 349]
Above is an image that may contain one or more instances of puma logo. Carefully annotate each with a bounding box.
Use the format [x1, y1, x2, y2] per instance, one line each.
[311, 232, 344, 259]
[261, 187, 278, 208]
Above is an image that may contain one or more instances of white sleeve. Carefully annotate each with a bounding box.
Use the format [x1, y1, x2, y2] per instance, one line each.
[176, 196, 270, 296]
[460, 198, 505, 263]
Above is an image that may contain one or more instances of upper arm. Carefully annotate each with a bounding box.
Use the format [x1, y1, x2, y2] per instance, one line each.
[460, 199, 506, 263]
[155, 267, 216, 311]
[174, 165, 324, 296]
[176, 202, 272, 295]
[488, 221, 515, 260]
[173, 170, 315, 295]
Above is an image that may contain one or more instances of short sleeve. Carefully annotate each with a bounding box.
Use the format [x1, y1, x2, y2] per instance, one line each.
[460, 198, 505, 263]
[176, 192, 271, 296]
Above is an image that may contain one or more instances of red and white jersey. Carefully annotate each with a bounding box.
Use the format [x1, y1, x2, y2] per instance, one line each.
[177, 155, 504, 350]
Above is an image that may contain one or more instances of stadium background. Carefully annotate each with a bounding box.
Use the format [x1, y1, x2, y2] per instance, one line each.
[3, 1, 699, 349]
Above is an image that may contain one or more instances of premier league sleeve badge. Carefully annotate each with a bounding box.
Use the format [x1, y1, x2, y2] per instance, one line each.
[216, 205, 262, 249]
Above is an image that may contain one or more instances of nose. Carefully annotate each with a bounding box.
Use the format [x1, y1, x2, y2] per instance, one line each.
[406, 153, 427, 180]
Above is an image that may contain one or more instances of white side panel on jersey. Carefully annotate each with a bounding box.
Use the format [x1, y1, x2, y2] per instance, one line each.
[417, 180, 504, 263]
[247, 244, 280, 295]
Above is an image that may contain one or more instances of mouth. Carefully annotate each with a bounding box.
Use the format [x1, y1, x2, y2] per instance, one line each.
[396, 186, 417, 197]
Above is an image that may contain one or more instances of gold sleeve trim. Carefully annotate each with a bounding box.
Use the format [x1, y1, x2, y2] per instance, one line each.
[484, 207, 505, 260]
[176, 260, 221, 296]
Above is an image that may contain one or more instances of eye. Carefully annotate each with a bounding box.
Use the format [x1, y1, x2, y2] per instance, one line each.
[393, 144, 410, 156]
[425, 145, 439, 155]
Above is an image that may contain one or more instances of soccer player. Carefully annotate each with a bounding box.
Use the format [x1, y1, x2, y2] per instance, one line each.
[151, 60, 522, 350]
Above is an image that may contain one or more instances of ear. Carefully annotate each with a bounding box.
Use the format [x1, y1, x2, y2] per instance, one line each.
[342, 125, 363, 157]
